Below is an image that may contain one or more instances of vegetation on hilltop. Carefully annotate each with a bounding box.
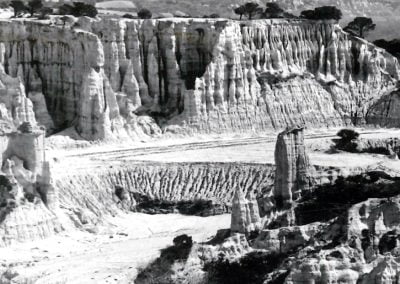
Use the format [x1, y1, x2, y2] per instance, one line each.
[7, 0, 98, 18]
[344, 17, 376, 38]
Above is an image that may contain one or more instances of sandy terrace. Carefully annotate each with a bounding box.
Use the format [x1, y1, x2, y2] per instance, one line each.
[48, 128, 400, 175]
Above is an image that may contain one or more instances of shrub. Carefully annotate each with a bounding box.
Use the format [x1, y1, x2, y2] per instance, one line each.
[208, 13, 220, 18]
[138, 8, 152, 19]
[59, 2, 97, 18]
[71, 2, 97, 17]
[173, 234, 193, 248]
[332, 128, 359, 152]
[122, 13, 135, 19]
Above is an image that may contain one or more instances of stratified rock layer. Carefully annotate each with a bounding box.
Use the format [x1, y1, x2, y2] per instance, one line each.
[0, 18, 398, 140]
[273, 126, 313, 206]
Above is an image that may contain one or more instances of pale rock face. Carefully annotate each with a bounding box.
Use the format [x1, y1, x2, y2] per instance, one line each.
[230, 188, 261, 235]
[0, 201, 61, 247]
[0, 18, 398, 140]
[253, 223, 322, 254]
[367, 90, 400, 127]
[28, 92, 54, 132]
[78, 67, 112, 140]
[0, 130, 60, 247]
[284, 197, 400, 283]
[273, 126, 313, 206]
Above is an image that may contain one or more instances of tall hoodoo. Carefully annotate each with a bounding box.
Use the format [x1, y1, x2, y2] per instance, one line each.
[273, 126, 313, 206]
[231, 187, 261, 235]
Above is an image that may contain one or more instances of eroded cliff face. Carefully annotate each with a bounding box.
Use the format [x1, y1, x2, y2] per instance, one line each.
[0, 18, 397, 140]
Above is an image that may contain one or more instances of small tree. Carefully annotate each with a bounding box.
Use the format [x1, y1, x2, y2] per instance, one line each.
[10, 0, 26, 17]
[243, 2, 263, 20]
[344, 17, 376, 38]
[234, 5, 245, 20]
[264, 2, 284, 18]
[138, 8, 152, 19]
[27, 0, 43, 17]
[332, 129, 360, 152]
[71, 2, 97, 18]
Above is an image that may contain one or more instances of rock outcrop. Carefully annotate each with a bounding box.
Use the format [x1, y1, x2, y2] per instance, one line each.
[0, 18, 398, 140]
[0, 129, 60, 246]
[230, 188, 261, 235]
[273, 126, 313, 206]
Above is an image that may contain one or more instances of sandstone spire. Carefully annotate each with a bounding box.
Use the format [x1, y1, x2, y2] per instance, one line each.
[273, 126, 313, 206]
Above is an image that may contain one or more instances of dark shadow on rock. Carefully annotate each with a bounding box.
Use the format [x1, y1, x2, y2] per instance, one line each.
[295, 171, 400, 225]
[135, 234, 193, 284]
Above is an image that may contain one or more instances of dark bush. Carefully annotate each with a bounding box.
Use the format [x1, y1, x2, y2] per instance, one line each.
[132, 192, 225, 216]
[59, 2, 97, 18]
[208, 13, 220, 18]
[138, 8, 152, 19]
[122, 13, 135, 19]
[374, 39, 400, 59]
[295, 172, 400, 225]
[300, 6, 342, 21]
[332, 129, 359, 152]
[173, 234, 193, 248]
[378, 230, 399, 254]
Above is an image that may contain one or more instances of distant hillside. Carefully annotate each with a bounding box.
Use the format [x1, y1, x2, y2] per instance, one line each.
[114, 0, 399, 40]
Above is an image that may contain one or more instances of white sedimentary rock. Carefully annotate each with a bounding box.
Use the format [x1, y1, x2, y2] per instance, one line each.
[230, 187, 261, 235]
[0, 18, 398, 140]
[273, 126, 313, 206]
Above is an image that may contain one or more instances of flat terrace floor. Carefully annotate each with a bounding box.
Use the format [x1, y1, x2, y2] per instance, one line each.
[48, 128, 400, 175]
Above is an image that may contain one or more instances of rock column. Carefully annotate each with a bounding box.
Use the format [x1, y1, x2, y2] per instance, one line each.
[273, 126, 313, 207]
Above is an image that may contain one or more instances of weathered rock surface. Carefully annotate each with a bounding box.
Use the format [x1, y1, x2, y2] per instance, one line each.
[273, 126, 314, 206]
[0, 130, 60, 247]
[0, 18, 398, 140]
[367, 90, 400, 128]
[230, 188, 261, 235]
